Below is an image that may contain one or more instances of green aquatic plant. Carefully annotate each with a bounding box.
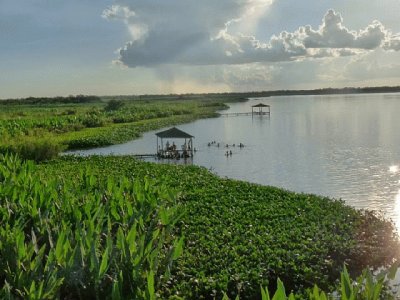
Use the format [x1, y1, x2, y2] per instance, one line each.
[0, 153, 183, 299]
[39, 156, 400, 299]
[221, 263, 399, 299]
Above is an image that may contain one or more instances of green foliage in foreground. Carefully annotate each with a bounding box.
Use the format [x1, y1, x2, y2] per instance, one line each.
[0, 154, 183, 299]
[223, 264, 399, 299]
[1, 154, 399, 299]
[39, 156, 400, 299]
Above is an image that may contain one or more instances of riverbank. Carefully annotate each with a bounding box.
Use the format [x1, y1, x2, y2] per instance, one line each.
[36, 155, 399, 299]
[3, 89, 400, 162]
[0, 95, 245, 161]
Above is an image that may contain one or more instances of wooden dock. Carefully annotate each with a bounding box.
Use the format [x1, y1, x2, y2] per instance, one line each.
[133, 154, 156, 158]
[133, 151, 193, 159]
[219, 112, 270, 117]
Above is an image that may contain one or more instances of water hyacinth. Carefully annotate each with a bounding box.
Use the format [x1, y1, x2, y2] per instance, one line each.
[38, 156, 400, 299]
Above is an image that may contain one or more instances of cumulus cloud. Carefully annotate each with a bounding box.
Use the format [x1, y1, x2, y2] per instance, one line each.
[104, 2, 400, 67]
[104, 0, 279, 67]
[301, 10, 387, 50]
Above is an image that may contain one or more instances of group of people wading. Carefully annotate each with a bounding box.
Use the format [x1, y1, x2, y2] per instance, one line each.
[207, 141, 245, 156]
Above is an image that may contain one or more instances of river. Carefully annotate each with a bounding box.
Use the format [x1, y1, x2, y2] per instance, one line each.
[68, 93, 400, 232]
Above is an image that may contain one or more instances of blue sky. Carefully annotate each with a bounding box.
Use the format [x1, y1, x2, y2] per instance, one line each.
[1, 0, 400, 98]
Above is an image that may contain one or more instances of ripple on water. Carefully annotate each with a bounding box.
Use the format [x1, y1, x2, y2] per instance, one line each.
[68, 94, 400, 232]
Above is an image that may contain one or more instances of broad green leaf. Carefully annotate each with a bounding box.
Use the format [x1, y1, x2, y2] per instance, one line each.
[55, 231, 66, 262]
[147, 270, 155, 300]
[221, 293, 230, 300]
[261, 286, 270, 300]
[340, 265, 354, 300]
[172, 236, 184, 260]
[99, 246, 109, 279]
[272, 278, 286, 300]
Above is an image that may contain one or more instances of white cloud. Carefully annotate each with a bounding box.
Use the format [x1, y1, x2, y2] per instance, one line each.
[102, 5, 136, 20]
[104, 3, 400, 68]
[302, 10, 355, 49]
[101, 1, 400, 94]
[300, 10, 389, 51]
[104, 0, 278, 67]
[355, 21, 387, 49]
[384, 35, 400, 51]
[103, 5, 148, 41]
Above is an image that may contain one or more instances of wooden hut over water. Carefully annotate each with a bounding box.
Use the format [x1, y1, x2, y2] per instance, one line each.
[251, 103, 270, 115]
[156, 127, 194, 159]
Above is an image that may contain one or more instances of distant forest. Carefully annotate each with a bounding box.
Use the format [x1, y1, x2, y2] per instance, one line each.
[247, 85, 400, 97]
[208, 85, 400, 99]
[0, 95, 100, 105]
[2, 86, 400, 104]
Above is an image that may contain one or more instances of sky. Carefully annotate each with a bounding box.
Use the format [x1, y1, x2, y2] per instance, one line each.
[1, 0, 400, 98]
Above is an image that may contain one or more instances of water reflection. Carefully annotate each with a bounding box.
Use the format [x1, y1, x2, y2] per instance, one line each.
[68, 93, 400, 232]
[395, 190, 400, 231]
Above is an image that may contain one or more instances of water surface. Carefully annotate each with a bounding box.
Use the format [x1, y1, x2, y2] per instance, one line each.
[69, 93, 400, 231]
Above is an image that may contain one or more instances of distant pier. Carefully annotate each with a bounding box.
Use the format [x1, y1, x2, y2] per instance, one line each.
[132, 154, 157, 158]
[219, 111, 270, 117]
[219, 103, 270, 117]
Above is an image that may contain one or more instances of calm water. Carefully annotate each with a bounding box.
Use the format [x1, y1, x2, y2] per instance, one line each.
[68, 93, 400, 231]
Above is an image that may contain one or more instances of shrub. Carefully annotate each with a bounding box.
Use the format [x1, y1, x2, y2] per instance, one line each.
[15, 139, 62, 161]
[81, 115, 105, 128]
[104, 100, 125, 112]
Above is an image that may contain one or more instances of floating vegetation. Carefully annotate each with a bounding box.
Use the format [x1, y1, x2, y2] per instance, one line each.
[37, 155, 400, 299]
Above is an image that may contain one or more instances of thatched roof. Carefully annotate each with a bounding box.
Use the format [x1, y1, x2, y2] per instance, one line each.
[155, 127, 194, 138]
[252, 103, 270, 107]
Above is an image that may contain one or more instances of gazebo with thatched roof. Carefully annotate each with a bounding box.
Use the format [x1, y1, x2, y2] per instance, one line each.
[156, 127, 194, 158]
[251, 103, 270, 116]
